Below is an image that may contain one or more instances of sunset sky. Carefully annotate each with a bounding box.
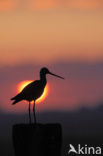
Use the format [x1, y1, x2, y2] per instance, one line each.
[0, 0, 103, 113]
[0, 0, 103, 65]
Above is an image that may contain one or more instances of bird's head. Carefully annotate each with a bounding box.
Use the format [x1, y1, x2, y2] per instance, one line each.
[40, 67, 50, 75]
[40, 67, 64, 79]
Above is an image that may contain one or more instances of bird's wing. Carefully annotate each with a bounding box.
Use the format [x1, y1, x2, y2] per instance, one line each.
[11, 80, 43, 104]
[21, 80, 42, 97]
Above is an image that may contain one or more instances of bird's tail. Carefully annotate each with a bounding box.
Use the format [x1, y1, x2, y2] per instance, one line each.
[11, 99, 21, 105]
[11, 93, 23, 105]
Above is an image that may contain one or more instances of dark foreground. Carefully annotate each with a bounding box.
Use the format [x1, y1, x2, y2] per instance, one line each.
[13, 123, 62, 156]
[0, 105, 103, 156]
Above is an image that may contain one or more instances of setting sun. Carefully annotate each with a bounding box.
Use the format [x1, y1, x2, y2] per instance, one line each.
[18, 80, 49, 104]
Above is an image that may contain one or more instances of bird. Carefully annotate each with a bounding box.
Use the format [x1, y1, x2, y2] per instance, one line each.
[11, 67, 64, 124]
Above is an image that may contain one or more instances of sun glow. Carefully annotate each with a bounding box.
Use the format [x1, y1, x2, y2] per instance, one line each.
[18, 80, 49, 104]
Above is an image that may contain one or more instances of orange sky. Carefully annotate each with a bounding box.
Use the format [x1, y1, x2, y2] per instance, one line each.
[0, 1, 103, 113]
[0, 0, 103, 66]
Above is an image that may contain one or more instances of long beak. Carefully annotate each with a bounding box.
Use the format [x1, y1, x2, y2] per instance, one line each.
[49, 72, 64, 79]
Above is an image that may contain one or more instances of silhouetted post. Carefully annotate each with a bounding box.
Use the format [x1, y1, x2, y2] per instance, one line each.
[12, 123, 62, 156]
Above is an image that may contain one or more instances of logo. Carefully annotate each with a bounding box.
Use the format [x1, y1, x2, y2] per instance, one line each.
[68, 144, 78, 154]
[68, 144, 102, 155]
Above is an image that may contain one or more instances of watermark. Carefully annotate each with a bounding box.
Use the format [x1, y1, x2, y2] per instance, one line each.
[67, 144, 102, 155]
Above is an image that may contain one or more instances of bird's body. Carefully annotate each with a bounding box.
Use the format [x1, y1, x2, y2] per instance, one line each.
[11, 67, 64, 123]
[11, 78, 46, 104]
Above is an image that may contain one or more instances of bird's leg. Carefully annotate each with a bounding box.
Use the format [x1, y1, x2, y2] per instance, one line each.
[33, 101, 36, 124]
[29, 101, 31, 124]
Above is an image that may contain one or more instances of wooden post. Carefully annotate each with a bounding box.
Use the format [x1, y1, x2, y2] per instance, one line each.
[12, 124, 62, 156]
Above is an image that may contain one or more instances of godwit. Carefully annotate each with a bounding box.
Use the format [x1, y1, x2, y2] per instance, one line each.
[11, 67, 64, 123]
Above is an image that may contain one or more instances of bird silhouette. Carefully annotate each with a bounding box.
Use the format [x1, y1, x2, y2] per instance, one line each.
[11, 67, 64, 123]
